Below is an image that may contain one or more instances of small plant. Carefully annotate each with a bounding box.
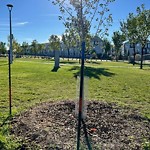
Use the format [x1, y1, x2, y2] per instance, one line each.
[0, 119, 21, 150]
[0, 134, 21, 150]
[143, 139, 150, 150]
[80, 142, 87, 150]
[0, 135, 7, 149]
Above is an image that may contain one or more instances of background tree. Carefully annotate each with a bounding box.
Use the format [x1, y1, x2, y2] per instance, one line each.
[0, 42, 7, 55]
[62, 29, 77, 61]
[48, 35, 60, 51]
[37, 43, 45, 56]
[7, 36, 21, 54]
[136, 4, 150, 69]
[85, 33, 93, 58]
[120, 4, 150, 69]
[120, 13, 138, 65]
[49, 35, 61, 69]
[21, 42, 29, 55]
[12, 38, 22, 56]
[31, 40, 38, 56]
[103, 38, 111, 60]
[112, 31, 126, 61]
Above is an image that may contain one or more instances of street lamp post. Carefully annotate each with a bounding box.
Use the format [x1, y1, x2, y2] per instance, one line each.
[7, 4, 13, 115]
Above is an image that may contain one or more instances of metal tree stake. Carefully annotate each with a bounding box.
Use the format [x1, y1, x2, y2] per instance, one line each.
[76, 0, 92, 149]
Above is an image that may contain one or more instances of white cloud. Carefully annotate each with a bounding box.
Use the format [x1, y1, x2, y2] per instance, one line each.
[14, 22, 29, 26]
[0, 22, 29, 27]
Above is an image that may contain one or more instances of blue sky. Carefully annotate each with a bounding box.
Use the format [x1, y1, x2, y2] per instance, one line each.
[0, 0, 150, 44]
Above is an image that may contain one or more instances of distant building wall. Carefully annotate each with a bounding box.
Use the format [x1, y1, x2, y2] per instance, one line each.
[122, 41, 150, 56]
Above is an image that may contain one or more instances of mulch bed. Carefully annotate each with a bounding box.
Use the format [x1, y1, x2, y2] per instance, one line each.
[11, 100, 150, 150]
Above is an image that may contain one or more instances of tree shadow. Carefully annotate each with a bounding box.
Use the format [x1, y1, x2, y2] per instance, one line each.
[143, 63, 150, 67]
[0, 141, 6, 150]
[0, 115, 12, 150]
[69, 66, 115, 80]
[60, 61, 78, 65]
[0, 115, 12, 127]
[0, 63, 8, 66]
[85, 60, 102, 65]
[51, 66, 60, 72]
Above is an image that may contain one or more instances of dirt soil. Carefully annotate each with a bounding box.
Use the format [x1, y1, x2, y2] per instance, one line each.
[11, 100, 150, 150]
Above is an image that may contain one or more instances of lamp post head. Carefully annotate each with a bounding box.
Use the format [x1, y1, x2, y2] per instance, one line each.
[7, 4, 13, 10]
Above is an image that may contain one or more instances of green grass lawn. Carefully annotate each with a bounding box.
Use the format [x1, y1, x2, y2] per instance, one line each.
[0, 57, 150, 148]
[0, 57, 150, 119]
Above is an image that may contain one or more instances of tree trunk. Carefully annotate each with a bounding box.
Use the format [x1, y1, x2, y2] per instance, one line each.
[54, 50, 60, 68]
[68, 48, 69, 61]
[133, 46, 136, 65]
[140, 47, 144, 69]
[115, 50, 118, 62]
[116, 54, 118, 62]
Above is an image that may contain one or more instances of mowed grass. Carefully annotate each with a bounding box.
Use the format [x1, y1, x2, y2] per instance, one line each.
[0, 57, 150, 148]
[0, 57, 150, 122]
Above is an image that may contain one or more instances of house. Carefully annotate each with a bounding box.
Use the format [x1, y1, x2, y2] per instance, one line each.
[91, 36, 104, 54]
[122, 40, 150, 56]
[21, 36, 104, 59]
[60, 36, 104, 58]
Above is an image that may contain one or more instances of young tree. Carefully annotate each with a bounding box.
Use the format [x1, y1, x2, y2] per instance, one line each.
[136, 5, 150, 69]
[120, 13, 138, 65]
[37, 43, 45, 56]
[103, 38, 111, 60]
[11, 38, 22, 55]
[31, 40, 38, 56]
[48, 35, 60, 51]
[120, 4, 150, 69]
[21, 42, 29, 55]
[112, 31, 126, 61]
[7, 36, 21, 54]
[62, 29, 77, 61]
[0, 42, 7, 55]
[49, 35, 61, 68]
[50, 0, 114, 45]
[50, 1, 115, 148]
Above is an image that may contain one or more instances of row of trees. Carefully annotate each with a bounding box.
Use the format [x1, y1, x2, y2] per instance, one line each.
[0, 28, 148, 62]
[120, 4, 150, 69]
[1, 2, 149, 68]
[0, 34, 114, 60]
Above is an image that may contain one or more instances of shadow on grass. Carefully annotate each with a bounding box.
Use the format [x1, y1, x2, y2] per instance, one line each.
[69, 66, 115, 80]
[0, 115, 12, 127]
[60, 61, 78, 65]
[85, 60, 102, 65]
[143, 63, 150, 67]
[51, 66, 60, 72]
[0, 141, 6, 150]
[0, 115, 11, 150]
[0, 63, 8, 66]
